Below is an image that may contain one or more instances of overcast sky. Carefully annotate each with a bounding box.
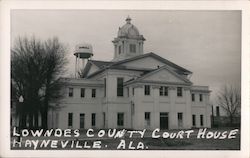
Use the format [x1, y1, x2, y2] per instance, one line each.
[11, 10, 241, 103]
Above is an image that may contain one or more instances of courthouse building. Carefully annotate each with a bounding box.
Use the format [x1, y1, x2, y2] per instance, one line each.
[48, 17, 212, 130]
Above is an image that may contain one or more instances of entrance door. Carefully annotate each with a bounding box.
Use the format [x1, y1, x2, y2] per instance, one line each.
[178, 113, 183, 128]
[80, 113, 85, 129]
[160, 112, 169, 129]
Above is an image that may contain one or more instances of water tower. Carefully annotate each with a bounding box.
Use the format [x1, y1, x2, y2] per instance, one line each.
[74, 43, 93, 78]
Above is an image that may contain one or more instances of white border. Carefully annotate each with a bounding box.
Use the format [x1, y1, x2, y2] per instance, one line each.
[0, 1, 249, 158]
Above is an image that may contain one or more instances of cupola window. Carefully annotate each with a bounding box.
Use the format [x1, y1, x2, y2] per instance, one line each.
[118, 46, 122, 54]
[129, 44, 136, 53]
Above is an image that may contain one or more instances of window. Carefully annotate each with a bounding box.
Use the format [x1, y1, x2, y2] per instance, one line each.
[117, 78, 124, 97]
[144, 85, 150, 95]
[200, 115, 204, 126]
[69, 88, 73, 97]
[79, 113, 85, 129]
[80, 88, 85, 98]
[191, 94, 195, 101]
[177, 87, 183, 97]
[145, 112, 150, 126]
[199, 94, 203, 102]
[118, 46, 122, 54]
[117, 113, 124, 126]
[159, 86, 168, 96]
[68, 113, 73, 127]
[216, 106, 220, 116]
[104, 78, 106, 97]
[132, 88, 135, 96]
[92, 89, 96, 98]
[192, 115, 196, 126]
[92, 113, 96, 126]
[129, 44, 136, 53]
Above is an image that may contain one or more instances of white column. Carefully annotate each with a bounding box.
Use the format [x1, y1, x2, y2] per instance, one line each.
[141, 42, 144, 54]
[152, 85, 160, 130]
[184, 87, 192, 129]
[205, 94, 212, 128]
[169, 86, 177, 129]
[133, 85, 144, 129]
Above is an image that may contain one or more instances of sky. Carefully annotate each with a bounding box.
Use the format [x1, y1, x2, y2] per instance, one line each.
[11, 10, 241, 103]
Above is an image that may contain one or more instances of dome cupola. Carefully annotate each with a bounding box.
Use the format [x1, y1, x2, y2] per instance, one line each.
[118, 16, 142, 39]
[112, 16, 146, 61]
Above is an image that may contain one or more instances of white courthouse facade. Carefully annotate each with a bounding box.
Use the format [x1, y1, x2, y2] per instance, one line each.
[48, 17, 212, 130]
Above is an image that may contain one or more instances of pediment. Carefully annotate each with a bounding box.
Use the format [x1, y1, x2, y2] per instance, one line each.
[116, 53, 191, 74]
[140, 67, 190, 84]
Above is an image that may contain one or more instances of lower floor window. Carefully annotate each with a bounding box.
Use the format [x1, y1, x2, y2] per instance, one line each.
[200, 115, 204, 126]
[68, 113, 73, 127]
[117, 113, 124, 126]
[92, 113, 96, 126]
[192, 115, 196, 126]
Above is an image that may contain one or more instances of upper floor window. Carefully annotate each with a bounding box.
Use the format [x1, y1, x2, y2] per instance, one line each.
[117, 78, 124, 97]
[191, 93, 195, 101]
[177, 87, 183, 97]
[159, 86, 168, 96]
[69, 88, 73, 97]
[199, 94, 203, 102]
[92, 89, 96, 98]
[80, 88, 85, 98]
[132, 88, 135, 96]
[144, 85, 150, 96]
[129, 44, 136, 53]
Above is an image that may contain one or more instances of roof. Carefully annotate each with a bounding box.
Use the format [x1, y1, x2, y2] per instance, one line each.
[191, 85, 211, 93]
[83, 52, 192, 78]
[81, 60, 113, 77]
[90, 60, 113, 68]
[59, 77, 104, 86]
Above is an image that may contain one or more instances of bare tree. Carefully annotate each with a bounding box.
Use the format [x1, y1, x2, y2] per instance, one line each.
[217, 85, 241, 126]
[40, 38, 67, 129]
[11, 36, 67, 129]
